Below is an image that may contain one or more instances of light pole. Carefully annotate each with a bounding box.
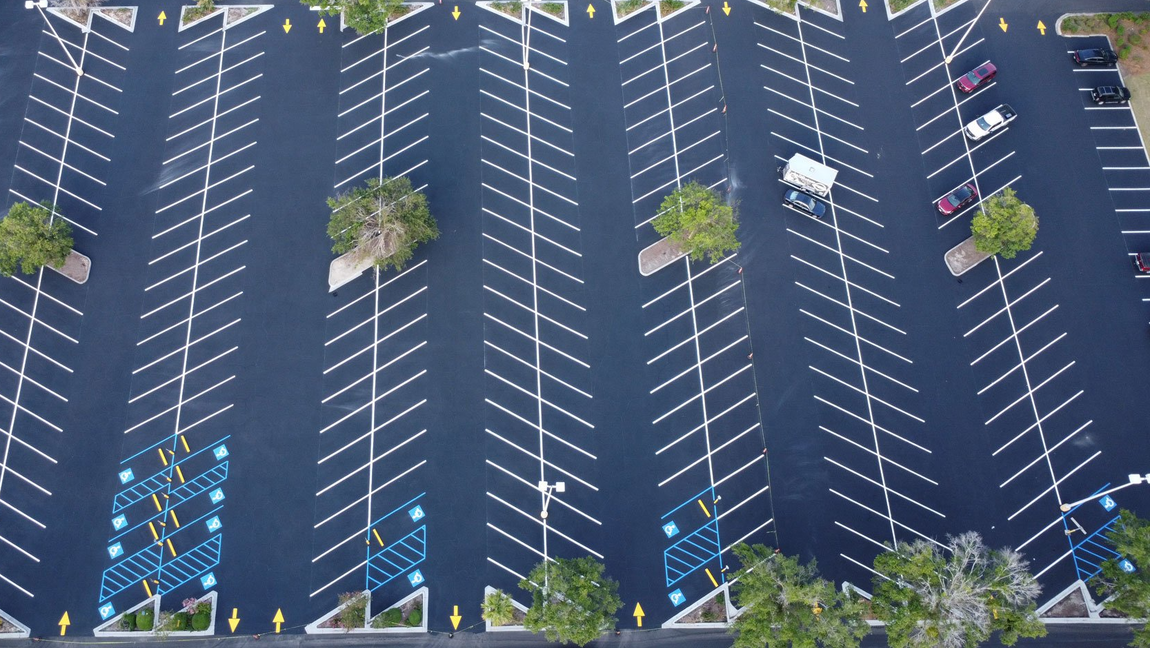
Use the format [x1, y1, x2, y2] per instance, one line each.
[944, 0, 995, 65]
[26, 0, 84, 77]
[1060, 473, 1150, 512]
[538, 480, 565, 519]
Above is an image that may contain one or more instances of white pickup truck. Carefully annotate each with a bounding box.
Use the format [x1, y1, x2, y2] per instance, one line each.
[964, 104, 1017, 141]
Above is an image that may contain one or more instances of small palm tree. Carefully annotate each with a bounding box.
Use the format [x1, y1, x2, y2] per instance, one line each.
[482, 590, 515, 627]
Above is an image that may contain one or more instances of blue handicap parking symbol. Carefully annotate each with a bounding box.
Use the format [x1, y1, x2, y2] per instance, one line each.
[107, 542, 123, 559]
[201, 572, 217, 589]
[669, 589, 686, 607]
[112, 514, 128, 531]
[1100, 495, 1117, 511]
[209, 488, 225, 504]
[663, 521, 680, 539]
[98, 603, 116, 621]
[407, 570, 424, 587]
[408, 505, 425, 522]
[1121, 559, 1137, 573]
[213, 444, 229, 461]
[118, 468, 134, 484]
[206, 516, 222, 533]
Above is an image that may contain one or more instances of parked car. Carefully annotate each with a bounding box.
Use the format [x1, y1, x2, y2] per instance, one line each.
[1073, 48, 1118, 67]
[783, 189, 827, 220]
[937, 183, 978, 216]
[965, 104, 1017, 141]
[1136, 252, 1150, 273]
[1092, 85, 1131, 105]
[956, 62, 997, 93]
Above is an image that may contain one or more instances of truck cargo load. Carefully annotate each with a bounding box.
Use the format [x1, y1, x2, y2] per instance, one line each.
[780, 153, 838, 197]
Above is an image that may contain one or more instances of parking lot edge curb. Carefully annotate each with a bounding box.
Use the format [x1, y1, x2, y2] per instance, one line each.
[483, 585, 530, 632]
[49, 249, 90, 285]
[94, 6, 139, 32]
[944, 235, 991, 276]
[306, 587, 429, 634]
[177, 6, 225, 31]
[0, 609, 30, 640]
[661, 583, 731, 629]
[92, 595, 160, 637]
[638, 237, 686, 276]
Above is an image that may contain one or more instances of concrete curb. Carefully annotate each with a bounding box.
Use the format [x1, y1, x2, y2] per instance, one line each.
[483, 585, 530, 632]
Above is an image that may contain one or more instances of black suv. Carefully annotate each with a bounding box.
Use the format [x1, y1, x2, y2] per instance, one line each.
[1073, 48, 1118, 67]
[783, 190, 826, 220]
[1092, 85, 1131, 104]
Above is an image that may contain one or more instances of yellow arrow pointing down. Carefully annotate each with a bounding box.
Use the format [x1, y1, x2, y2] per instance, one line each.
[998, 17, 1007, 32]
[228, 608, 240, 633]
[450, 605, 462, 630]
[722, 2, 731, 15]
[283, 19, 292, 33]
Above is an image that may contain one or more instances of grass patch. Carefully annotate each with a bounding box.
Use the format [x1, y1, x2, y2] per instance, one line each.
[182, 0, 217, 25]
[538, 1, 565, 17]
[103, 7, 133, 25]
[887, 0, 920, 13]
[931, 0, 961, 10]
[490, 0, 523, 16]
[761, 0, 797, 12]
[1127, 72, 1150, 154]
[615, 0, 647, 17]
[658, 0, 684, 16]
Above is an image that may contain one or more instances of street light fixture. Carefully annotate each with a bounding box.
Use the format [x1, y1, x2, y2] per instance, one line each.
[538, 480, 565, 519]
[1060, 473, 1150, 512]
[25, 0, 84, 77]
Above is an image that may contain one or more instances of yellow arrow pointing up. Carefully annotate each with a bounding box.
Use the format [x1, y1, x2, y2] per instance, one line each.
[859, 0, 867, 12]
[587, 3, 595, 18]
[58, 612, 70, 636]
[450, 605, 462, 630]
[158, 11, 167, 25]
[318, 18, 326, 33]
[228, 608, 240, 633]
[722, 2, 731, 15]
[633, 603, 645, 627]
[452, 5, 461, 19]
[1037, 20, 1046, 35]
[273, 609, 284, 633]
[283, 19, 292, 33]
[998, 17, 1007, 32]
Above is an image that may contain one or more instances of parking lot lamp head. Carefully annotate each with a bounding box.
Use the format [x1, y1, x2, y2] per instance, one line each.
[26, 1, 49, 9]
[1059, 474, 1150, 512]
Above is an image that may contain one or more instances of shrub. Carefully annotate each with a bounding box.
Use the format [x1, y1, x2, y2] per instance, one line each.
[136, 609, 155, 632]
[119, 613, 136, 631]
[406, 608, 422, 626]
[539, 1, 564, 16]
[170, 612, 189, 631]
[1130, 32, 1142, 44]
[1121, 44, 1133, 59]
[615, 0, 645, 16]
[337, 592, 368, 631]
[659, 0, 684, 16]
[191, 612, 210, 631]
[1109, 13, 1120, 29]
[195, 601, 212, 615]
[383, 607, 403, 626]
[482, 590, 516, 626]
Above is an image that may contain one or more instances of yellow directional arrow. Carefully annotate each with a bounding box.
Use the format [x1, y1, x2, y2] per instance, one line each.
[1037, 20, 1046, 35]
[273, 609, 284, 633]
[283, 19, 292, 33]
[587, 3, 595, 18]
[318, 18, 327, 33]
[859, 0, 867, 12]
[722, 2, 731, 15]
[633, 603, 645, 627]
[58, 612, 70, 636]
[450, 605, 462, 630]
[158, 10, 167, 25]
[998, 17, 1007, 32]
[452, 5, 461, 19]
[228, 608, 240, 633]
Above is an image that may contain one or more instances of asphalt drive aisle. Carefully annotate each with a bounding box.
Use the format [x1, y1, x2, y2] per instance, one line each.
[614, 0, 776, 618]
[0, 8, 135, 605]
[476, 3, 602, 599]
[93, 7, 271, 623]
[312, 3, 436, 616]
[893, 3, 1105, 598]
[751, 1, 943, 589]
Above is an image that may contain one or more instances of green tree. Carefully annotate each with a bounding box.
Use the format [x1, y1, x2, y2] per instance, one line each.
[970, 187, 1038, 259]
[482, 589, 516, 626]
[326, 176, 438, 273]
[652, 181, 739, 264]
[300, 0, 406, 34]
[729, 543, 868, 648]
[519, 556, 623, 646]
[0, 201, 73, 277]
[1096, 509, 1150, 647]
[872, 532, 1045, 648]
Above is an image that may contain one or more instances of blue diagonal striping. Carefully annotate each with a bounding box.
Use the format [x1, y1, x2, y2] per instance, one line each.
[100, 544, 163, 601]
[1073, 516, 1121, 581]
[366, 526, 426, 591]
[112, 462, 229, 514]
[158, 535, 223, 595]
[170, 462, 228, 505]
[664, 520, 721, 587]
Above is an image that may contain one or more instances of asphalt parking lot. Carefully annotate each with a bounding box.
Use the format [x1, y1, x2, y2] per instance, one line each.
[2, 0, 1150, 640]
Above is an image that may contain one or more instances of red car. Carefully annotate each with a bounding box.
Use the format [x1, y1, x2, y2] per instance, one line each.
[1136, 252, 1150, 273]
[955, 62, 997, 93]
[937, 183, 978, 216]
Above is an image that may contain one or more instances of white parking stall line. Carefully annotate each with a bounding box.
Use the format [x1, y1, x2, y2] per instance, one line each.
[788, 229, 894, 279]
[1006, 452, 1101, 522]
[796, 283, 905, 335]
[829, 488, 946, 548]
[995, 405, 1086, 458]
[977, 332, 1066, 396]
[810, 366, 923, 420]
[792, 255, 896, 304]
[821, 426, 935, 484]
[645, 280, 740, 337]
[648, 308, 744, 366]
[999, 419, 1090, 489]
[825, 457, 943, 517]
[652, 365, 752, 425]
[957, 251, 1042, 309]
[962, 277, 1051, 338]
[800, 309, 912, 364]
[754, 22, 849, 62]
[984, 362, 1074, 427]
[488, 492, 603, 558]
[757, 43, 855, 86]
[760, 64, 859, 107]
[483, 258, 585, 311]
[971, 305, 1057, 366]
[806, 338, 918, 393]
[836, 520, 889, 551]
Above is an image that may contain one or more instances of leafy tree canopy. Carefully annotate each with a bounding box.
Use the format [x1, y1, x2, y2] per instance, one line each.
[730, 543, 869, 648]
[326, 176, 438, 272]
[0, 201, 73, 277]
[1096, 509, 1150, 647]
[300, 0, 407, 34]
[653, 181, 740, 264]
[970, 187, 1038, 259]
[872, 532, 1045, 648]
[519, 556, 623, 646]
